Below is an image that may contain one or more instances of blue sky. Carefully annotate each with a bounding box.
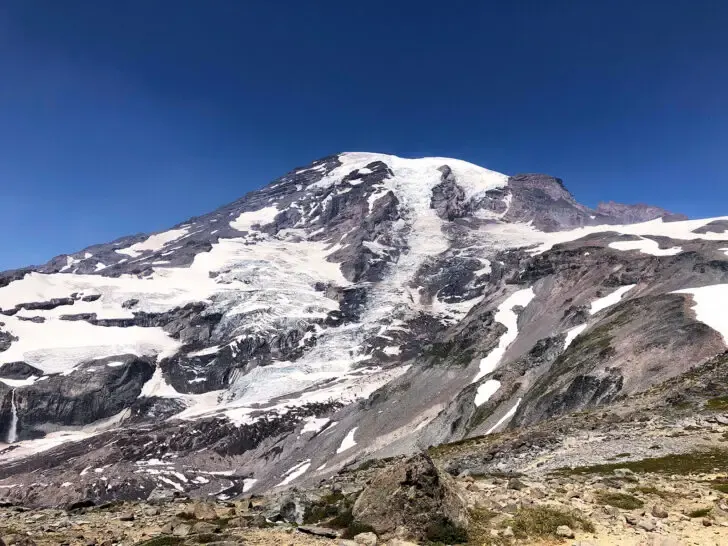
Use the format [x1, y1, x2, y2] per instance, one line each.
[1, 1, 727, 270]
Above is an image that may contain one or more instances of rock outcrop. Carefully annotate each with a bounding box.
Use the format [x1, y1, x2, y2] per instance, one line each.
[352, 454, 468, 541]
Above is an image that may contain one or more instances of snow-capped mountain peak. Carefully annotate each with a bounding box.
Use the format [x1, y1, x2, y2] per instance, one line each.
[2, 152, 726, 507]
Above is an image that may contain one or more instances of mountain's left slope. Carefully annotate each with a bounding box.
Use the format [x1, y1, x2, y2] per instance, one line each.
[1, 152, 728, 508]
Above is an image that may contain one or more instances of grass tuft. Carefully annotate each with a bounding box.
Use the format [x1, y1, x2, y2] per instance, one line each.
[595, 490, 644, 510]
[631, 485, 673, 499]
[508, 506, 594, 539]
[706, 396, 728, 410]
[556, 449, 728, 476]
[687, 507, 712, 518]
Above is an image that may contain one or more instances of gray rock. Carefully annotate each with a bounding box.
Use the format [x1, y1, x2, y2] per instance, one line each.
[556, 525, 575, 538]
[192, 521, 220, 534]
[352, 454, 468, 541]
[507, 477, 526, 490]
[297, 526, 340, 538]
[637, 518, 656, 532]
[181, 502, 218, 521]
[353, 531, 378, 545]
[172, 522, 192, 537]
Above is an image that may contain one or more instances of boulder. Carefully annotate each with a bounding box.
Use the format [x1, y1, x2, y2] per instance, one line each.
[353, 531, 378, 545]
[181, 502, 218, 521]
[192, 521, 220, 534]
[172, 522, 192, 537]
[352, 453, 468, 541]
[556, 525, 575, 538]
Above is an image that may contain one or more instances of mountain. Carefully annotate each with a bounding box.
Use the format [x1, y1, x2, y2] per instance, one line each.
[1, 151, 727, 509]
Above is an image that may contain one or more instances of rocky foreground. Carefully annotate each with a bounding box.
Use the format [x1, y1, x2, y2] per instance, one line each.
[4, 399, 728, 546]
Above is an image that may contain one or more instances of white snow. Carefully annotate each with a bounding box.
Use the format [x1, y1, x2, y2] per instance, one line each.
[230, 206, 280, 231]
[187, 345, 222, 357]
[157, 476, 184, 491]
[59, 256, 78, 273]
[563, 324, 588, 349]
[486, 398, 522, 434]
[608, 237, 682, 256]
[674, 284, 728, 343]
[336, 427, 358, 454]
[300, 416, 330, 435]
[590, 285, 636, 315]
[116, 227, 190, 258]
[0, 375, 40, 387]
[516, 216, 728, 255]
[473, 288, 535, 383]
[277, 459, 311, 486]
[0, 219, 346, 375]
[140, 367, 184, 398]
[0, 313, 180, 373]
[474, 379, 501, 407]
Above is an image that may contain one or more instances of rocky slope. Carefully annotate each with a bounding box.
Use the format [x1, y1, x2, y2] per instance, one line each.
[1, 152, 728, 518]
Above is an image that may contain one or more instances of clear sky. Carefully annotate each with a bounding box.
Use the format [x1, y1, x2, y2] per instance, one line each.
[1, 1, 727, 270]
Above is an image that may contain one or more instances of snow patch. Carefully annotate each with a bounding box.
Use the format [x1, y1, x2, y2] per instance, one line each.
[474, 379, 501, 407]
[0, 375, 39, 388]
[300, 416, 330, 435]
[674, 284, 728, 343]
[277, 460, 311, 486]
[608, 237, 682, 256]
[590, 285, 635, 315]
[473, 288, 535, 383]
[230, 206, 280, 231]
[336, 427, 358, 454]
[486, 398, 522, 434]
[116, 228, 190, 258]
[563, 324, 588, 349]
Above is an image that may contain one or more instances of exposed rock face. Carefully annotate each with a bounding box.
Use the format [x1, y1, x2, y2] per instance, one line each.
[500, 173, 596, 232]
[596, 200, 688, 224]
[2, 358, 154, 441]
[431, 166, 468, 220]
[0, 330, 17, 353]
[352, 454, 468, 540]
[0, 151, 726, 510]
